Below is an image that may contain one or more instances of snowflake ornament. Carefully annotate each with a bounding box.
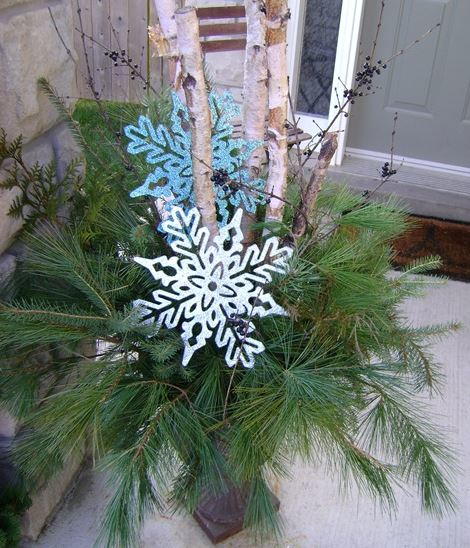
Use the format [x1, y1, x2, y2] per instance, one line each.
[133, 206, 292, 368]
[124, 91, 266, 226]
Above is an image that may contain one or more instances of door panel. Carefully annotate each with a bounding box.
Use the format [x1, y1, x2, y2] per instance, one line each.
[348, 0, 470, 169]
[385, 0, 447, 115]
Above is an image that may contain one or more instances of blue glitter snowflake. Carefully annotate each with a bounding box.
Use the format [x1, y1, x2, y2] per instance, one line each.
[124, 91, 265, 225]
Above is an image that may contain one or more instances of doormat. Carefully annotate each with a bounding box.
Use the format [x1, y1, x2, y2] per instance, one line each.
[393, 215, 470, 282]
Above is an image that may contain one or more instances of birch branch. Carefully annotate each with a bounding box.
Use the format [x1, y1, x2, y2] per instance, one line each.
[264, 0, 289, 224]
[241, 0, 268, 240]
[291, 133, 338, 240]
[175, 7, 219, 238]
[147, 1, 181, 222]
[243, 0, 268, 178]
[151, 0, 183, 92]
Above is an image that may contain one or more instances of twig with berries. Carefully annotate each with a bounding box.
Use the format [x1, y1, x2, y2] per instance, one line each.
[61, 2, 132, 171]
[78, 28, 156, 95]
[107, 17, 153, 93]
[51, 2, 164, 224]
[210, 169, 239, 199]
[195, 155, 314, 238]
[365, 111, 400, 201]
[314, 114, 401, 245]
[299, 20, 440, 169]
[75, 3, 108, 112]
[222, 287, 264, 421]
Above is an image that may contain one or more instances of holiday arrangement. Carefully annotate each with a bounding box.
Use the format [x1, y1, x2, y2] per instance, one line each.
[0, 1, 457, 546]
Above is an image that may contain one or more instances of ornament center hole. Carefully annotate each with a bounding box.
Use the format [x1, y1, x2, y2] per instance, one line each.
[208, 281, 217, 291]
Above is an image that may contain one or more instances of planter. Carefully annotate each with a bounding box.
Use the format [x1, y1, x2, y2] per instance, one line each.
[194, 482, 280, 544]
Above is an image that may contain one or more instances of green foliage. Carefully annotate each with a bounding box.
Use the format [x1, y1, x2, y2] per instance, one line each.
[0, 129, 82, 234]
[70, 93, 173, 249]
[0, 484, 31, 547]
[0, 92, 459, 547]
[37, 78, 86, 152]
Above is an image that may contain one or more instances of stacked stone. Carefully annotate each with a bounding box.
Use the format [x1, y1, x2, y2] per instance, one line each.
[0, 0, 85, 540]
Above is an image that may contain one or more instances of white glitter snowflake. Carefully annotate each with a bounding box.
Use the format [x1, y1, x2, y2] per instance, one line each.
[133, 206, 292, 368]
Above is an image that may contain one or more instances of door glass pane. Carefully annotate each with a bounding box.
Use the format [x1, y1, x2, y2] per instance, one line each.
[296, 0, 343, 118]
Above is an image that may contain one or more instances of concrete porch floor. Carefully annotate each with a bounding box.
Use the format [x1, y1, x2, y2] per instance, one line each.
[23, 277, 470, 548]
[328, 154, 470, 223]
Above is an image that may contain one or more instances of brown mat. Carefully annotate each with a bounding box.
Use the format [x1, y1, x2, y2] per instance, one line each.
[393, 216, 470, 282]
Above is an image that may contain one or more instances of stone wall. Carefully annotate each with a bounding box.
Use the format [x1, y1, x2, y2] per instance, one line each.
[0, 0, 84, 540]
[0, 0, 80, 255]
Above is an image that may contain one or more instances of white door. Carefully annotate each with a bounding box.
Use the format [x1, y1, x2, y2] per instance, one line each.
[287, 0, 365, 164]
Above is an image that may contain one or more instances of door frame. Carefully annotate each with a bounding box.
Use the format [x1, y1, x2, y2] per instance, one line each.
[287, 0, 365, 165]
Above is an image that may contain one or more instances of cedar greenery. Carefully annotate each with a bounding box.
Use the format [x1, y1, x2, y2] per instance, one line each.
[0, 88, 458, 547]
[0, 130, 82, 234]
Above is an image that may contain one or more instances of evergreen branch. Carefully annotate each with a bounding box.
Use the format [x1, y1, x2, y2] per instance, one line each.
[359, 381, 457, 516]
[97, 450, 164, 548]
[125, 380, 192, 406]
[404, 322, 461, 342]
[324, 426, 397, 510]
[133, 393, 186, 459]
[25, 228, 114, 315]
[0, 302, 108, 323]
[38, 77, 86, 152]
[406, 341, 438, 392]
[1, 92, 457, 548]
[244, 473, 283, 540]
[399, 256, 443, 276]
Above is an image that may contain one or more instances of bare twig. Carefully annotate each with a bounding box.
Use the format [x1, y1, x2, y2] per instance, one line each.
[365, 111, 400, 200]
[287, 87, 306, 183]
[312, 116, 401, 246]
[48, 7, 77, 64]
[76, 2, 100, 103]
[370, 1, 385, 61]
[385, 22, 441, 64]
[194, 153, 317, 236]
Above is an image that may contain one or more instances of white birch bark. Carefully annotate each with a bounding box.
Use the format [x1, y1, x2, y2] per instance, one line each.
[243, 0, 268, 177]
[148, 0, 180, 220]
[241, 0, 268, 240]
[152, 0, 183, 92]
[175, 7, 219, 239]
[264, 0, 289, 224]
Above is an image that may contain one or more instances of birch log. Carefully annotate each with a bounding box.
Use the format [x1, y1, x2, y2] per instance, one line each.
[241, 0, 268, 241]
[264, 0, 289, 224]
[175, 7, 219, 238]
[243, 0, 268, 177]
[291, 133, 338, 240]
[152, 0, 183, 91]
[147, 0, 180, 221]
